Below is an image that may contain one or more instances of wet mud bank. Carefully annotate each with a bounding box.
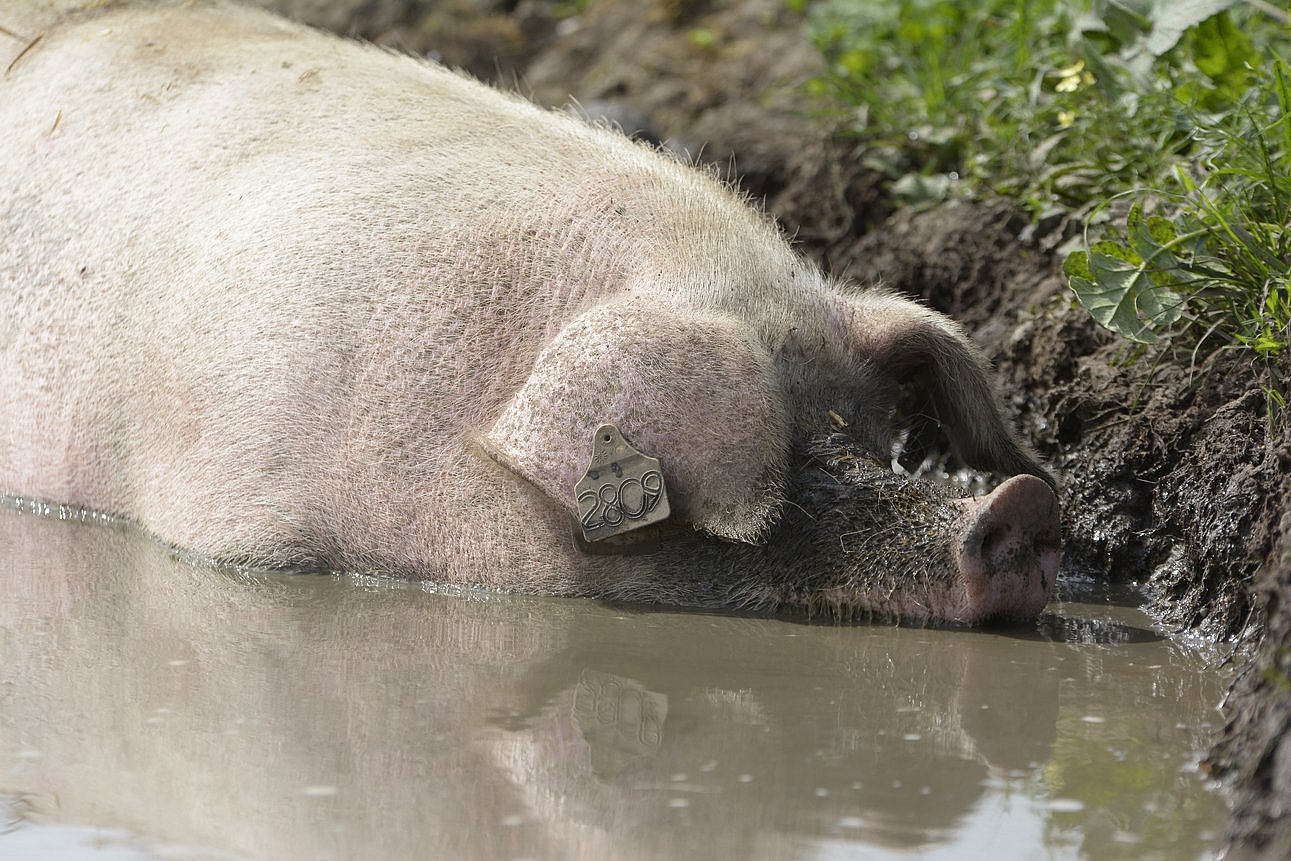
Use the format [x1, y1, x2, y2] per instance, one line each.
[260, 1, 1290, 856]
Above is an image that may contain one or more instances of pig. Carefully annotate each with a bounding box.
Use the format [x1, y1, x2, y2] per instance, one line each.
[0, 0, 1060, 624]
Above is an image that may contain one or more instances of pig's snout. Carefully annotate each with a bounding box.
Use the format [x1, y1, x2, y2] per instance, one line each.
[953, 475, 1061, 623]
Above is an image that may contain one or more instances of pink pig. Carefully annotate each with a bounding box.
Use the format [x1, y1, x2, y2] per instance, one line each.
[0, 1, 1059, 623]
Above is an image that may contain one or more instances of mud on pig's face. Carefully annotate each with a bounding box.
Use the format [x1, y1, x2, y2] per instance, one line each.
[739, 434, 1062, 625]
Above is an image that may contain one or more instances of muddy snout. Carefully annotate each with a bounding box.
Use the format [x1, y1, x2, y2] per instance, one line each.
[953, 475, 1061, 622]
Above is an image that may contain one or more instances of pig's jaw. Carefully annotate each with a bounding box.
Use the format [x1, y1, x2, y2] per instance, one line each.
[804, 581, 1002, 626]
[805, 584, 970, 625]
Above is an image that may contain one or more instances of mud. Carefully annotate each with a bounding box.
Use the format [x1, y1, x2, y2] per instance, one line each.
[129, 1, 1291, 857]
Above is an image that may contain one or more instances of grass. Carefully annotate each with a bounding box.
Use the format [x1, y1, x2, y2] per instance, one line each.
[802, 0, 1291, 365]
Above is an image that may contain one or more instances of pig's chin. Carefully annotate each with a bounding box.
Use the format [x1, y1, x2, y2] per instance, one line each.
[805, 585, 967, 626]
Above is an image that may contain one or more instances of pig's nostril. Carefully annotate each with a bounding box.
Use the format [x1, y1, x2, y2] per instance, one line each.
[980, 522, 1009, 567]
[979, 522, 1058, 592]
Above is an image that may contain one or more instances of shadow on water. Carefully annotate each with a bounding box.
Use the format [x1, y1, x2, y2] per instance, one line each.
[0, 505, 1230, 861]
[1003, 613, 1163, 645]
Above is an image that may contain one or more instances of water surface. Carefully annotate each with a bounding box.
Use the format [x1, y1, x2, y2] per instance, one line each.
[0, 505, 1231, 860]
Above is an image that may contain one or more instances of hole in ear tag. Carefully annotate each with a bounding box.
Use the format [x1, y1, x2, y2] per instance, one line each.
[574, 424, 671, 543]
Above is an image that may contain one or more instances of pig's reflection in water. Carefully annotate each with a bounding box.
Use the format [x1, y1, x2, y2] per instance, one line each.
[0, 506, 1224, 861]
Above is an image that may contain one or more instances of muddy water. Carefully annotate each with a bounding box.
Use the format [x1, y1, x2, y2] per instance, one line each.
[0, 505, 1230, 861]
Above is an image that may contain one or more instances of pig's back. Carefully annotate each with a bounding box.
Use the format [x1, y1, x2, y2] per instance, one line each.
[0, 1, 694, 559]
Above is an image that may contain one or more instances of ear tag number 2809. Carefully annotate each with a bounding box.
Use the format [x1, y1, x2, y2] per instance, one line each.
[574, 424, 671, 542]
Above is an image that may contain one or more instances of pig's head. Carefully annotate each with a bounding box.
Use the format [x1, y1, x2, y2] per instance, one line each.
[739, 434, 1061, 623]
[480, 285, 1060, 625]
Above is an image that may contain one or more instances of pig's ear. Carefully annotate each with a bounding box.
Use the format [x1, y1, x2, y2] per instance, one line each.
[480, 301, 790, 543]
[845, 291, 1056, 489]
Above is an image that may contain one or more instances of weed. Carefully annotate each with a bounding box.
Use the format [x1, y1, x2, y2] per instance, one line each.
[1067, 57, 1291, 361]
[804, 0, 1291, 380]
[804, 1, 1193, 213]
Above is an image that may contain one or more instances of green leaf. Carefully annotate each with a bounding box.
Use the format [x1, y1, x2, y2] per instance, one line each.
[1123, 205, 1186, 283]
[1099, 0, 1153, 49]
[1186, 10, 1255, 92]
[1238, 332, 1286, 356]
[1144, 0, 1240, 58]
[837, 49, 872, 77]
[687, 28, 717, 50]
[1069, 247, 1187, 343]
[1080, 36, 1131, 100]
[1146, 215, 1178, 245]
[1063, 250, 1093, 281]
[1229, 220, 1289, 272]
[1091, 238, 1142, 266]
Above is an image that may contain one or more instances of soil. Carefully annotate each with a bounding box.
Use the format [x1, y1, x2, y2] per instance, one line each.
[264, 0, 1291, 856]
